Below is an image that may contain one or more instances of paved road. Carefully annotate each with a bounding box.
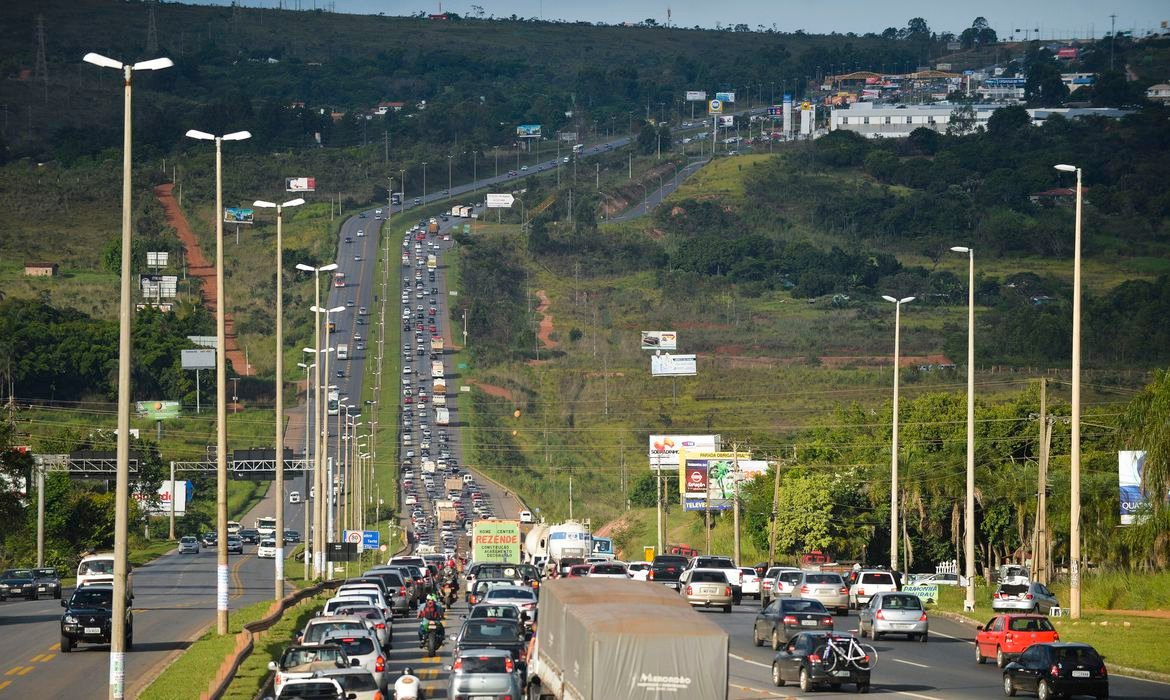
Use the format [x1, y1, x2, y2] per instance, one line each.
[610, 157, 709, 222]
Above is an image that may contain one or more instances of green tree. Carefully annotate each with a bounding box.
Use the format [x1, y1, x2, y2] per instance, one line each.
[636, 122, 659, 155]
[1025, 51, 1069, 106]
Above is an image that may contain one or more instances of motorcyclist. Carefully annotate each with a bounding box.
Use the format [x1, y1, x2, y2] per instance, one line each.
[394, 666, 423, 699]
[417, 594, 445, 647]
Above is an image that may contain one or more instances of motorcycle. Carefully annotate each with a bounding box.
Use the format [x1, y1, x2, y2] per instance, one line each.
[440, 580, 458, 607]
[420, 618, 444, 656]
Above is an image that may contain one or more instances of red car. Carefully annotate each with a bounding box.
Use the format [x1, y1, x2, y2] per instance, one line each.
[428, 325, 437, 333]
[975, 614, 1060, 667]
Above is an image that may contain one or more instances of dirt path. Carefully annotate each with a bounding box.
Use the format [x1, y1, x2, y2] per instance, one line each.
[471, 382, 513, 402]
[154, 183, 248, 379]
[534, 289, 558, 349]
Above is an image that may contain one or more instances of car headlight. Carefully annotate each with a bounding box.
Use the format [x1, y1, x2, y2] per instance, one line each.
[64, 616, 78, 624]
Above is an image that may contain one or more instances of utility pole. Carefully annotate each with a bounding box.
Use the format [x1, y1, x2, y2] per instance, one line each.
[1109, 14, 1117, 71]
[1035, 379, 1051, 585]
[732, 443, 742, 566]
[768, 455, 782, 566]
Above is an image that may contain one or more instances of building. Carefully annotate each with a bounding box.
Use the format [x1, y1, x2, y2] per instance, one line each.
[24, 262, 58, 277]
[373, 101, 406, 116]
[829, 102, 1133, 139]
[1146, 83, 1170, 103]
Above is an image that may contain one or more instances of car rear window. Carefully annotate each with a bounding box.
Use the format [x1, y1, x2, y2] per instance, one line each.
[279, 681, 342, 699]
[1009, 617, 1055, 632]
[691, 571, 728, 583]
[459, 655, 511, 673]
[862, 573, 895, 585]
[304, 621, 365, 643]
[325, 637, 375, 656]
[880, 594, 922, 609]
[488, 589, 536, 601]
[783, 599, 828, 613]
[472, 605, 519, 619]
[805, 574, 844, 584]
[281, 646, 344, 668]
[694, 557, 733, 568]
[1053, 646, 1103, 665]
[653, 556, 688, 567]
[779, 571, 803, 584]
[593, 565, 627, 575]
[461, 621, 521, 642]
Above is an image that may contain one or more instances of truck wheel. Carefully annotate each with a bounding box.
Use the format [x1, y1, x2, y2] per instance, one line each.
[60, 635, 72, 653]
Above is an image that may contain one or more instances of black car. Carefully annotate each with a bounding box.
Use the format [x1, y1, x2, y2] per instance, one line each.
[227, 535, 245, 554]
[454, 618, 528, 674]
[200, 531, 218, 547]
[284, 529, 301, 544]
[755, 597, 835, 650]
[1003, 643, 1108, 700]
[32, 567, 62, 599]
[60, 583, 133, 652]
[239, 528, 261, 544]
[648, 554, 689, 590]
[771, 631, 870, 693]
[0, 568, 39, 600]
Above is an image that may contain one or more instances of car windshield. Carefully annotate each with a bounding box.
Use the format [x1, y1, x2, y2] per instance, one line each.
[880, 595, 922, 610]
[461, 620, 521, 643]
[278, 681, 341, 699]
[33, 568, 57, 577]
[1008, 617, 1055, 632]
[690, 571, 728, 583]
[783, 599, 827, 613]
[458, 654, 511, 673]
[281, 646, 344, 668]
[4, 569, 32, 578]
[70, 588, 113, 607]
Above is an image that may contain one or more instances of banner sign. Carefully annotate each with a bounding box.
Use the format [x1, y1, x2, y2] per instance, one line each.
[136, 400, 181, 420]
[472, 520, 522, 563]
[132, 479, 189, 516]
[640, 331, 677, 351]
[683, 462, 708, 495]
[767, 106, 782, 116]
[651, 353, 696, 376]
[285, 177, 316, 192]
[362, 530, 380, 550]
[1120, 450, 1146, 525]
[679, 451, 751, 509]
[715, 91, 736, 103]
[486, 193, 515, 208]
[224, 207, 254, 224]
[902, 584, 939, 603]
[649, 434, 719, 472]
[516, 124, 542, 138]
[717, 115, 735, 127]
[685, 90, 707, 101]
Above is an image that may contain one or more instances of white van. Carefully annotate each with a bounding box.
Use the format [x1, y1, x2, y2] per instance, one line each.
[77, 553, 133, 598]
[462, 473, 474, 485]
[519, 510, 534, 523]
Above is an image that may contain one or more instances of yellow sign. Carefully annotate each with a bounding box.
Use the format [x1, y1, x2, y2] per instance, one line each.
[643, 545, 656, 562]
[708, 98, 723, 114]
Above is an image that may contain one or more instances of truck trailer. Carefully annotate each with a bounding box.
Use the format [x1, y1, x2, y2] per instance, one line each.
[431, 361, 444, 379]
[526, 578, 728, 700]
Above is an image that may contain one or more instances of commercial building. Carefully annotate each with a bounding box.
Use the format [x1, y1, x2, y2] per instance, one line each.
[829, 102, 1132, 139]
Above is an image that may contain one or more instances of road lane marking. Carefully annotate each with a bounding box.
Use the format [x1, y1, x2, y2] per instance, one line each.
[48, 643, 59, 652]
[3, 669, 24, 677]
[892, 691, 944, 700]
[0, 680, 10, 691]
[729, 683, 785, 698]
[729, 653, 772, 669]
[928, 630, 969, 642]
[892, 658, 930, 668]
[14, 668, 32, 677]
[36, 654, 54, 663]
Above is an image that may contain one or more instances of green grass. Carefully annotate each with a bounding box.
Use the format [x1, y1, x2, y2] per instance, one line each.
[221, 591, 334, 700]
[138, 598, 274, 700]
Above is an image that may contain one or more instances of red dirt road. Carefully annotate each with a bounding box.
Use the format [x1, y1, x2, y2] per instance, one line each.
[535, 289, 558, 349]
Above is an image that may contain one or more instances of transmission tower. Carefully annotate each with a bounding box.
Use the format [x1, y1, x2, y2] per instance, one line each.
[33, 14, 48, 84]
[146, 0, 159, 54]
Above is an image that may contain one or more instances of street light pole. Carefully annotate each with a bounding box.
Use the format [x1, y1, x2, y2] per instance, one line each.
[882, 295, 914, 571]
[447, 154, 452, 199]
[1055, 163, 1083, 619]
[422, 161, 428, 204]
[254, 197, 304, 600]
[297, 359, 314, 579]
[952, 246, 977, 611]
[83, 50, 171, 700]
[186, 126, 251, 635]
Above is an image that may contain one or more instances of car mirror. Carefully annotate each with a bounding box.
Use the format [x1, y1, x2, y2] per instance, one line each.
[61, 600, 67, 607]
[267, 661, 278, 672]
[976, 625, 984, 631]
[350, 658, 361, 667]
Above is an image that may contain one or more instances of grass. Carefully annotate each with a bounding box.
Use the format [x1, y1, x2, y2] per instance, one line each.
[221, 591, 334, 700]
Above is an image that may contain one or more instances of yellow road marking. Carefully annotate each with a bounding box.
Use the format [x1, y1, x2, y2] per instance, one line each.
[36, 654, 54, 664]
[48, 644, 59, 652]
[229, 555, 248, 600]
[3, 669, 23, 677]
[14, 668, 32, 677]
[0, 679, 11, 691]
[28, 656, 43, 663]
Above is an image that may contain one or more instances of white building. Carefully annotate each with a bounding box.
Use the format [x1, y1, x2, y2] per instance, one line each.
[829, 102, 1132, 139]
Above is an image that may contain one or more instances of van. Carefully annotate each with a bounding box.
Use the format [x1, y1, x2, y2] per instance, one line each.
[850, 570, 899, 609]
[463, 473, 474, 484]
[77, 553, 133, 599]
[227, 520, 242, 535]
[519, 510, 534, 523]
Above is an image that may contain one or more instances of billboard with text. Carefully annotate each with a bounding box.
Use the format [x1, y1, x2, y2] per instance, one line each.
[715, 91, 736, 103]
[285, 177, 316, 192]
[648, 434, 719, 472]
[516, 124, 542, 138]
[640, 330, 677, 351]
[717, 115, 735, 127]
[685, 90, 708, 101]
[651, 353, 696, 376]
[224, 207, 254, 224]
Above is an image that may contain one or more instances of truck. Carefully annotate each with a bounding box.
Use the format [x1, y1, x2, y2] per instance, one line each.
[525, 578, 729, 700]
[572, 143, 584, 155]
[427, 220, 439, 234]
[444, 476, 464, 494]
[255, 516, 277, 538]
[459, 205, 472, 218]
[435, 500, 460, 528]
[435, 407, 450, 426]
[430, 336, 443, 354]
[337, 344, 349, 360]
[426, 254, 437, 271]
[433, 378, 446, 394]
[433, 393, 446, 407]
[431, 360, 444, 379]
[391, 192, 403, 206]
[450, 205, 461, 217]
[421, 459, 437, 474]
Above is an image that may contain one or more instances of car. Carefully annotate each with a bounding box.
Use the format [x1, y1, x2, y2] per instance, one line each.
[587, 562, 630, 579]
[684, 555, 744, 603]
[298, 615, 375, 646]
[678, 568, 734, 612]
[179, 536, 201, 554]
[482, 586, 538, 617]
[857, 591, 928, 642]
[446, 648, 524, 700]
[320, 631, 386, 690]
[354, 254, 362, 262]
[740, 566, 762, 599]
[346, 299, 355, 307]
[452, 618, 528, 675]
[1003, 643, 1108, 700]
[0, 568, 36, 601]
[976, 614, 1061, 667]
[356, 229, 364, 237]
[240, 528, 261, 544]
[267, 643, 351, 696]
[311, 668, 382, 700]
[289, 490, 301, 504]
[520, 165, 528, 171]
[257, 539, 278, 559]
[284, 529, 301, 543]
[770, 632, 871, 693]
[794, 571, 850, 615]
[200, 531, 218, 548]
[993, 581, 1060, 615]
[754, 597, 835, 649]
[849, 569, 899, 609]
[59, 581, 133, 652]
[227, 534, 245, 554]
[625, 561, 652, 582]
[760, 566, 801, 607]
[28, 567, 62, 599]
[911, 571, 969, 587]
[344, 236, 353, 244]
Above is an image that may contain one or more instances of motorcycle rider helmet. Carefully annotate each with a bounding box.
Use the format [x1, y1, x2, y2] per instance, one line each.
[427, 594, 437, 602]
[402, 666, 415, 676]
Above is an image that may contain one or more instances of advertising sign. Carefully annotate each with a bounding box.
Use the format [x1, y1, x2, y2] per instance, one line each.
[651, 353, 696, 376]
[181, 348, 216, 370]
[640, 330, 678, 351]
[767, 106, 782, 117]
[136, 400, 181, 420]
[146, 251, 169, 268]
[648, 434, 719, 472]
[902, 584, 939, 604]
[717, 115, 734, 127]
[285, 177, 316, 192]
[486, 193, 515, 208]
[707, 99, 723, 115]
[472, 520, 522, 563]
[133, 479, 189, 516]
[683, 462, 708, 495]
[685, 90, 708, 101]
[715, 91, 736, 103]
[223, 207, 254, 224]
[679, 450, 751, 510]
[559, 131, 578, 142]
[1119, 450, 1146, 525]
[516, 124, 542, 138]
[141, 275, 178, 299]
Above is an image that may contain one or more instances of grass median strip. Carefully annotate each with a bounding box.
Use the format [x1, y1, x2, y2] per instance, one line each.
[221, 591, 333, 700]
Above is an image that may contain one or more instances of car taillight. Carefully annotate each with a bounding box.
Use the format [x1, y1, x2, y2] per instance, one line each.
[648, 570, 655, 580]
[685, 586, 693, 595]
[505, 657, 514, 672]
[399, 587, 407, 597]
[839, 586, 848, 595]
[800, 585, 809, 594]
[809, 653, 821, 664]
[374, 693, 382, 700]
[1025, 593, 1034, 600]
[470, 595, 478, 604]
[375, 655, 385, 672]
[857, 587, 865, 596]
[452, 658, 462, 671]
[376, 622, 385, 629]
[782, 615, 798, 625]
[725, 586, 732, 597]
[1099, 664, 1107, 678]
[919, 612, 928, 622]
[875, 610, 885, 620]
[1053, 633, 1060, 640]
[823, 617, 833, 626]
[763, 581, 772, 590]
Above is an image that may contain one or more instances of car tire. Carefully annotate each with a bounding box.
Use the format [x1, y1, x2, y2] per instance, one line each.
[1003, 675, 1016, 697]
[799, 666, 813, 692]
[771, 629, 781, 651]
[919, 632, 928, 643]
[753, 627, 764, 647]
[60, 635, 72, 653]
[873, 630, 882, 641]
[996, 647, 1007, 669]
[1037, 680, 1053, 700]
[858, 682, 870, 694]
[976, 645, 986, 664]
[772, 663, 785, 687]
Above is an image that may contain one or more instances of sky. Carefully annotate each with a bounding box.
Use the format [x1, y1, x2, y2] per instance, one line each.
[207, 1, 1169, 39]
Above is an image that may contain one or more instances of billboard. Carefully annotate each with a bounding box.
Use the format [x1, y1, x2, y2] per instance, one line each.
[651, 353, 696, 376]
[707, 99, 723, 115]
[516, 124, 542, 138]
[133, 479, 189, 516]
[224, 207, 254, 224]
[767, 106, 782, 117]
[559, 131, 578, 142]
[486, 193, 515, 208]
[472, 520, 522, 563]
[683, 461, 708, 496]
[285, 177, 316, 192]
[717, 115, 735, 127]
[141, 275, 178, 299]
[146, 251, 169, 268]
[649, 434, 719, 472]
[685, 90, 708, 101]
[679, 450, 751, 510]
[715, 91, 736, 103]
[181, 348, 216, 370]
[640, 331, 678, 351]
[137, 400, 181, 420]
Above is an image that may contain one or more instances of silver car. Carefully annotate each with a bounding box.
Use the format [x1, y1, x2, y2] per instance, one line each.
[679, 568, 734, 613]
[992, 581, 1060, 614]
[857, 591, 929, 642]
[447, 647, 523, 700]
[794, 571, 849, 615]
[178, 536, 200, 554]
[312, 667, 381, 700]
[320, 631, 385, 690]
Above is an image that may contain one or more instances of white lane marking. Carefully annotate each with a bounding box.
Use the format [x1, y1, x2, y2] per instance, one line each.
[894, 691, 945, 700]
[928, 630, 969, 642]
[893, 658, 930, 668]
[729, 653, 772, 669]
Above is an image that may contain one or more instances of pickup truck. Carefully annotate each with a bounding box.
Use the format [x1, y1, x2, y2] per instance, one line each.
[648, 554, 689, 590]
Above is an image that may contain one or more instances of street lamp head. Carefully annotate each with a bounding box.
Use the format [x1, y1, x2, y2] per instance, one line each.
[328, 305, 345, 313]
[950, 246, 972, 253]
[320, 263, 339, 272]
[282, 198, 306, 208]
[83, 52, 123, 70]
[295, 263, 315, 272]
[1054, 164, 1077, 172]
[185, 129, 215, 141]
[132, 57, 173, 71]
[222, 130, 251, 142]
[900, 296, 916, 304]
[881, 295, 898, 303]
[302, 347, 316, 354]
[253, 200, 277, 209]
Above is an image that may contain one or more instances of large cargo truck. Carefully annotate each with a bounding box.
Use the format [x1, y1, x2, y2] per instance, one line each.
[426, 254, 437, 271]
[526, 579, 729, 700]
[431, 360, 444, 379]
[430, 336, 444, 354]
[435, 407, 450, 426]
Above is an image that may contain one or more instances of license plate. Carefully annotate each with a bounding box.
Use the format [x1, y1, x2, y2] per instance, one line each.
[801, 619, 818, 627]
[84, 627, 101, 634]
[472, 696, 494, 700]
[832, 670, 851, 677]
[896, 623, 914, 629]
[701, 587, 718, 594]
[1072, 670, 1090, 678]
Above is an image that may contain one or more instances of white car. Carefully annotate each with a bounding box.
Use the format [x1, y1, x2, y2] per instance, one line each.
[912, 572, 969, 587]
[257, 539, 277, 559]
[588, 562, 630, 579]
[739, 567, 762, 599]
[289, 491, 301, 504]
[321, 630, 385, 691]
[627, 561, 652, 582]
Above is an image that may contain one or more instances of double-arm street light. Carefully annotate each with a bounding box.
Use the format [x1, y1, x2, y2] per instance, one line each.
[186, 126, 251, 635]
[951, 246, 977, 612]
[1055, 163, 1084, 619]
[253, 197, 304, 600]
[82, 49, 171, 700]
[297, 358, 315, 579]
[882, 295, 915, 571]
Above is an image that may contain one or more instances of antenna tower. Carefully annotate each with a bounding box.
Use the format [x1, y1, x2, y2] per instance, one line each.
[147, 1, 159, 54]
[34, 14, 48, 84]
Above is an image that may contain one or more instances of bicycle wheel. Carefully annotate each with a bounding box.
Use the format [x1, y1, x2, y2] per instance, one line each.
[820, 643, 843, 673]
[855, 643, 878, 671]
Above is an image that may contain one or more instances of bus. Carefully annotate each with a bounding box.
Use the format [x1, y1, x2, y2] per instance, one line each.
[333, 271, 346, 288]
[327, 389, 340, 416]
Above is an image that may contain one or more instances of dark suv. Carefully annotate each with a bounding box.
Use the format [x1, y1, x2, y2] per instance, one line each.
[649, 555, 690, 590]
[60, 583, 133, 652]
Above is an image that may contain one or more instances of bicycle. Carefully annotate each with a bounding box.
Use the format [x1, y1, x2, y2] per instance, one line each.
[819, 635, 878, 673]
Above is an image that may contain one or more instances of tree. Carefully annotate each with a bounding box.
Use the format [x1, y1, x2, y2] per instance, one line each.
[1025, 51, 1069, 107]
[1088, 70, 1137, 107]
[986, 105, 1031, 136]
[636, 122, 658, 155]
[960, 17, 998, 49]
[946, 104, 978, 135]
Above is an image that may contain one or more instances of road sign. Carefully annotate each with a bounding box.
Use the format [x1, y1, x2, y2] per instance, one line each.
[708, 99, 723, 115]
[767, 106, 782, 117]
[344, 529, 362, 544]
[486, 193, 515, 208]
[362, 530, 380, 549]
